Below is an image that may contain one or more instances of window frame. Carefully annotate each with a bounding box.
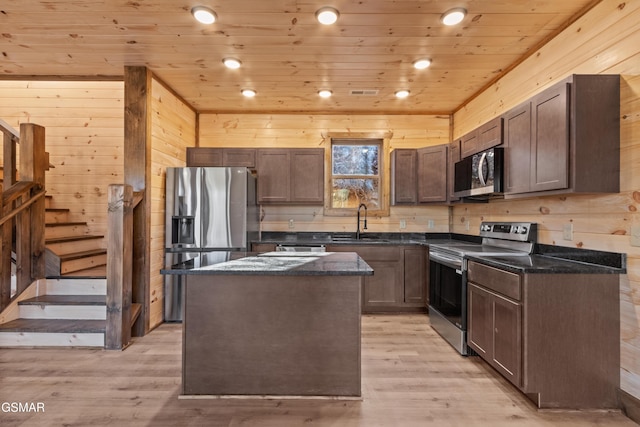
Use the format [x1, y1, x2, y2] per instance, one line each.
[324, 132, 391, 217]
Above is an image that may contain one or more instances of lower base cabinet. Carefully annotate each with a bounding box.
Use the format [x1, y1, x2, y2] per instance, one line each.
[468, 283, 521, 387]
[327, 245, 426, 312]
[467, 260, 619, 409]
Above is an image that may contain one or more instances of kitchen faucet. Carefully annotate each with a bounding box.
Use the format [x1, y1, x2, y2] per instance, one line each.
[356, 203, 368, 239]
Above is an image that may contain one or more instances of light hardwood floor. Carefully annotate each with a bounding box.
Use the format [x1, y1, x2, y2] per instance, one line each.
[0, 314, 635, 426]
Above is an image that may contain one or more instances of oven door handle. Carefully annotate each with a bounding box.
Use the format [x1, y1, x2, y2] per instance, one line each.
[429, 252, 463, 272]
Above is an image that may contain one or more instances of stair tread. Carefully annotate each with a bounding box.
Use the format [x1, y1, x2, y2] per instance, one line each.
[58, 249, 107, 261]
[46, 235, 104, 244]
[0, 319, 105, 333]
[45, 221, 87, 227]
[20, 295, 106, 306]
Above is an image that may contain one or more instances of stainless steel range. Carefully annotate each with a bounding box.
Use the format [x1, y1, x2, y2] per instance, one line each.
[428, 222, 537, 355]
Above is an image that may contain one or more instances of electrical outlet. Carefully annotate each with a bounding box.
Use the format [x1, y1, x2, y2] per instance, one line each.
[399, 219, 407, 229]
[465, 221, 470, 231]
[428, 219, 435, 229]
[631, 226, 640, 247]
[563, 223, 573, 241]
[288, 219, 295, 229]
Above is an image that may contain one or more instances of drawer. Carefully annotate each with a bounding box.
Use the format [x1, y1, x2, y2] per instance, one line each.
[467, 260, 521, 301]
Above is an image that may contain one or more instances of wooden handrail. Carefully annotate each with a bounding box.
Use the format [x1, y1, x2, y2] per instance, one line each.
[0, 189, 45, 227]
[0, 118, 20, 142]
[2, 182, 37, 205]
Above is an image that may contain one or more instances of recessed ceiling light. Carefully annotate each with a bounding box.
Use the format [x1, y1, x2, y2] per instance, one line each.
[223, 58, 242, 69]
[441, 8, 466, 26]
[395, 90, 410, 99]
[318, 89, 333, 98]
[413, 59, 432, 70]
[191, 6, 217, 24]
[241, 89, 256, 98]
[316, 7, 339, 25]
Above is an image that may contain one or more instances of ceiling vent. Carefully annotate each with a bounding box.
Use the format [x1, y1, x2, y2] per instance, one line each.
[349, 89, 379, 96]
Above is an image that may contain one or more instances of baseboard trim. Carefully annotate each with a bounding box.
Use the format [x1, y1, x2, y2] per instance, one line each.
[618, 389, 640, 424]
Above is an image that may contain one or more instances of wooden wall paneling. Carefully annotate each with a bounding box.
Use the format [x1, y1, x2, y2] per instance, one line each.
[124, 66, 152, 336]
[149, 77, 196, 328]
[0, 80, 124, 238]
[451, 0, 640, 401]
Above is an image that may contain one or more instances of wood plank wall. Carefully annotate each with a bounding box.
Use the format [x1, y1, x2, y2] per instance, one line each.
[451, 0, 640, 399]
[149, 78, 196, 329]
[0, 80, 125, 241]
[198, 114, 451, 233]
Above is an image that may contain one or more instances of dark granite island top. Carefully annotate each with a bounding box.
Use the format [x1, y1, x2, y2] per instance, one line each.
[169, 251, 373, 276]
[180, 251, 372, 398]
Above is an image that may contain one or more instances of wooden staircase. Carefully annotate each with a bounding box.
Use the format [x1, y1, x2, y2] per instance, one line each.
[0, 278, 108, 347]
[44, 195, 107, 277]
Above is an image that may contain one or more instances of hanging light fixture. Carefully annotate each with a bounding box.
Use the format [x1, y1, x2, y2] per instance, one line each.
[315, 7, 340, 25]
[191, 6, 217, 24]
[441, 8, 466, 26]
[413, 58, 432, 70]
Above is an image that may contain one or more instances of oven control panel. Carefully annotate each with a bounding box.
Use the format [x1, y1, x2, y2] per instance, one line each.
[479, 222, 537, 242]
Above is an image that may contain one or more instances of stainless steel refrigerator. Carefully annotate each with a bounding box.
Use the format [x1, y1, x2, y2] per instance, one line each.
[164, 167, 259, 321]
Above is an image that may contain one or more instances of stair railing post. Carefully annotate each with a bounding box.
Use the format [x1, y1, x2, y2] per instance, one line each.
[1, 127, 15, 310]
[0, 188, 8, 311]
[16, 123, 46, 293]
[106, 184, 133, 350]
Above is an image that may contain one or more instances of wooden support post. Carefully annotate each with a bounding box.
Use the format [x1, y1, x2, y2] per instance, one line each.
[124, 66, 151, 337]
[18, 123, 46, 287]
[0, 189, 9, 311]
[1, 129, 17, 310]
[106, 184, 133, 350]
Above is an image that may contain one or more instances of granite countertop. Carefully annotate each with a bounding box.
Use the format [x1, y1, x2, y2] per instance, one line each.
[162, 251, 374, 276]
[466, 254, 626, 275]
[256, 231, 480, 247]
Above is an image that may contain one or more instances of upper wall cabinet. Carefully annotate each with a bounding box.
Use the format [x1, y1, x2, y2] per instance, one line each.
[503, 74, 620, 197]
[187, 147, 256, 168]
[448, 140, 461, 203]
[417, 145, 448, 203]
[460, 117, 503, 159]
[256, 148, 324, 204]
[391, 149, 418, 204]
[391, 146, 448, 205]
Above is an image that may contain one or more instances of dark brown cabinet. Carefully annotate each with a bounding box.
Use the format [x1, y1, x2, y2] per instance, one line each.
[503, 102, 532, 194]
[460, 130, 479, 159]
[503, 74, 620, 197]
[222, 149, 256, 167]
[447, 140, 461, 202]
[256, 148, 324, 204]
[468, 282, 522, 387]
[187, 147, 256, 167]
[290, 150, 324, 203]
[391, 149, 418, 204]
[403, 247, 427, 305]
[467, 260, 620, 409]
[417, 145, 448, 203]
[186, 147, 222, 166]
[459, 117, 503, 159]
[327, 244, 426, 312]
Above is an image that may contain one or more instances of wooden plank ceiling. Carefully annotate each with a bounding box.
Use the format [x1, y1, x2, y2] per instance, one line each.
[0, 0, 599, 114]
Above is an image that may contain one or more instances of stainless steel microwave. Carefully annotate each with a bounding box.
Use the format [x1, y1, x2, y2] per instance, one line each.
[454, 147, 504, 198]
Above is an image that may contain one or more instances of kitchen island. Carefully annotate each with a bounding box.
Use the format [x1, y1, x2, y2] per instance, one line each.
[162, 251, 373, 398]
